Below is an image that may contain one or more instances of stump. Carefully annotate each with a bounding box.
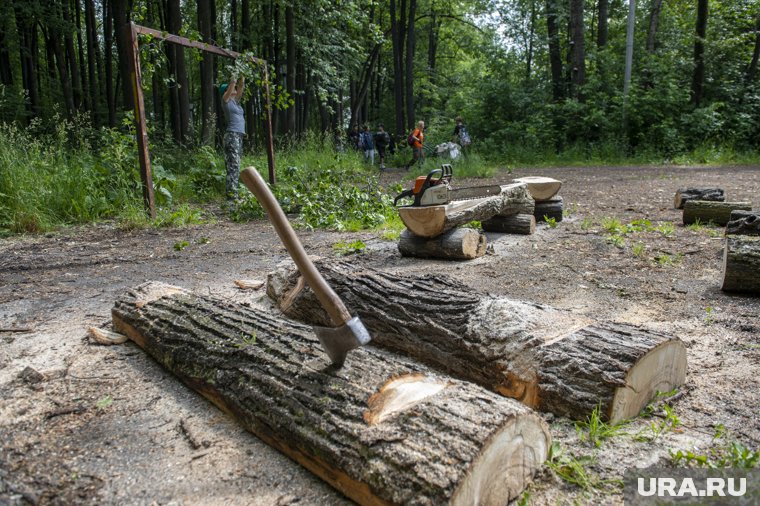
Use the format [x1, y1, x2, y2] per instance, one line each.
[267, 260, 687, 423]
[682, 200, 752, 226]
[398, 228, 487, 260]
[721, 235, 760, 293]
[112, 282, 550, 505]
[726, 211, 760, 236]
[674, 188, 725, 209]
[482, 214, 536, 235]
[535, 197, 563, 223]
[397, 183, 533, 238]
[512, 177, 562, 201]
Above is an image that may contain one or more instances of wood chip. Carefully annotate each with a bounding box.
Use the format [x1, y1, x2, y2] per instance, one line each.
[234, 279, 265, 290]
[88, 327, 129, 345]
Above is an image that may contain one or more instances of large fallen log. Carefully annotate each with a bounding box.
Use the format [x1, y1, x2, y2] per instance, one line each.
[267, 260, 687, 423]
[721, 235, 760, 293]
[482, 214, 536, 235]
[725, 211, 760, 236]
[397, 183, 533, 238]
[112, 282, 550, 505]
[682, 200, 752, 226]
[674, 188, 725, 209]
[397, 228, 487, 259]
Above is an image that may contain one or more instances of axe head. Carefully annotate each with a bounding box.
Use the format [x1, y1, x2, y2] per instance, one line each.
[314, 316, 371, 367]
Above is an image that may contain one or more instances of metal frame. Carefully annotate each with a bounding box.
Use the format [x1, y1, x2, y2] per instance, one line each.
[125, 22, 276, 218]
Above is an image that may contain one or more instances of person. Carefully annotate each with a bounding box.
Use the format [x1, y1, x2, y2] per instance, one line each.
[374, 123, 390, 170]
[360, 125, 375, 165]
[221, 76, 245, 204]
[405, 120, 425, 169]
[452, 116, 472, 151]
[348, 125, 360, 151]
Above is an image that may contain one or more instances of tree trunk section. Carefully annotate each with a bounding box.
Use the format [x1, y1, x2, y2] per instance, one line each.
[390, 0, 405, 135]
[482, 214, 536, 235]
[198, 0, 215, 145]
[569, 0, 585, 98]
[673, 187, 724, 209]
[691, 0, 708, 106]
[545, 0, 563, 101]
[646, 0, 664, 53]
[535, 197, 563, 222]
[398, 228, 487, 260]
[111, 0, 133, 111]
[514, 176, 561, 201]
[597, 0, 608, 48]
[726, 212, 760, 236]
[721, 236, 760, 293]
[112, 282, 550, 505]
[267, 260, 688, 423]
[746, 16, 760, 84]
[285, 4, 296, 136]
[404, 0, 417, 131]
[682, 201, 752, 226]
[397, 183, 533, 238]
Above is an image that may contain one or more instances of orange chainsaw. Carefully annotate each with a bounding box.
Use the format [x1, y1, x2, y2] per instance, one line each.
[393, 164, 502, 207]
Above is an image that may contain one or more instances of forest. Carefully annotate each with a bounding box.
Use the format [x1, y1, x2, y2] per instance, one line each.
[0, 0, 759, 233]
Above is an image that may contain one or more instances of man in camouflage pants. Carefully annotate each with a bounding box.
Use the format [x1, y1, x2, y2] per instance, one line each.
[221, 77, 246, 204]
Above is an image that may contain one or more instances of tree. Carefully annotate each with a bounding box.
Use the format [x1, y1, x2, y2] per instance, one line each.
[569, 0, 585, 98]
[691, 0, 708, 106]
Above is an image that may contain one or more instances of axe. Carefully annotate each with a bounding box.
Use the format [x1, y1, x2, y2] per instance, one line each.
[240, 167, 371, 367]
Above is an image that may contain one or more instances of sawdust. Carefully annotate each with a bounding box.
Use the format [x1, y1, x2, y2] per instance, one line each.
[1, 165, 759, 505]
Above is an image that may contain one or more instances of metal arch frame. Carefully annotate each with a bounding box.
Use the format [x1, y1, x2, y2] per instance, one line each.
[125, 22, 276, 218]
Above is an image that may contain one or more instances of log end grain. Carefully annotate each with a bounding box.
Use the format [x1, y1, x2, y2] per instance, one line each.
[513, 177, 562, 201]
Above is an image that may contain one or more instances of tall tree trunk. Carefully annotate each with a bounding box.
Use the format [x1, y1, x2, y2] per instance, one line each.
[405, 0, 417, 130]
[546, 0, 563, 101]
[104, 0, 116, 126]
[646, 0, 664, 53]
[427, 8, 439, 78]
[691, 0, 708, 106]
[74, 0, 88, 111]
[569, 0, 585, 99]
[111, 0, 133, 111]
[166, 0, 192, 145]
[0, 13, 13, 86]
[348, 44, 381, 129]
[285, 4, 296, 136]
[390, 0, 404, 135]
[47, 18, 76, 117]
[198, 0, 215, 145]
[526, 0, 536, 82]
[230, 0, 238, 50]
[15, 5, 41, 118]
[241, 0, 250, 50]
[745, 16, 760, 84]
[84, 0, 102, 122]
[597, 0, 608, 48]
[62, 0, 83, 110]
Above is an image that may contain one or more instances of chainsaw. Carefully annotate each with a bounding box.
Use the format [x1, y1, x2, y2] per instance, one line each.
[393, 164, 503, 207]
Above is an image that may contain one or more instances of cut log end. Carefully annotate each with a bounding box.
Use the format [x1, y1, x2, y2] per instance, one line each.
[452, 414, 550, 506]
[609, 338, 688, 423]
[512, 177, 562, 201]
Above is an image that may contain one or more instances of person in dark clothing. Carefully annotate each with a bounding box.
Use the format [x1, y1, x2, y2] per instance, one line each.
[374, 123, 390, 169]
[452, 116, 472, 152]
[348, 125, 360, 151]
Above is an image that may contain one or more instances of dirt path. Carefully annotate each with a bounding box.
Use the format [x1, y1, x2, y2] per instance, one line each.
[1, 165, 759, 505]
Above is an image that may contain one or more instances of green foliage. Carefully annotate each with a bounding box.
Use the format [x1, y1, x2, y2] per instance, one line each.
[635, 404, 681, 442]
[543, 216, 558, 228]
[333, 239, 366, 256]
[575, 405, 629, 448]
[95, 396, 113, 410]
[546, 442, 622, 492]
[671, 425, 760, 469]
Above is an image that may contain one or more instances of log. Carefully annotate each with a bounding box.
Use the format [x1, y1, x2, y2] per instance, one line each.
[397, 228, 487, 260]
[682, 200, 752, 226]
[112, 282, 550, 505]
[267, 260, 687, 423]
[397, 183, 533, 238]
[674, 187, 725, 209]
[534, 197, 563, 223]
[481, 214, 536, 235]
[721, 235, 760, 293]
[512, 177, 562, 201]
[726, 211, 760, 236]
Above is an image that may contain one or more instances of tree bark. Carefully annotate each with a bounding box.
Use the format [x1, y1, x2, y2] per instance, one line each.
[198, 0, 215, 145]
[691, 0, 708, 106]
[597, 0, 608, 48]
[682, 201, 752, 226]
[569, 0, 585, 99]
[267, 260, 687, 423]
[674, 187, 725, 209]
[61, 0, 83, 110]
[405, 0, 417, 131]
[726, 212, 760, 236]
[397, 183, 534, 238]
[166, 0, 192, 146]
[111, 0, 133, 111]
[112, 282, 550, 505]
[721, 236, 760, 293]
[398, 228, 487, 260]
[104, 0, 116, 126]
[746, 16, 760, 84]
[285, 4, 296, 136]
[545, 0, 564, 101]
[390, 0, 405, 135]
[535, 196, 564, 222]
[646, 0, 664, 53]
[482, 214, 536, 235]
[14, 4, 41, 118]
[84, 0, 100, 123]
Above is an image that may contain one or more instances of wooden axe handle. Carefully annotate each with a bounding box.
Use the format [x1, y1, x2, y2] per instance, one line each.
[240, 167, 352, 326]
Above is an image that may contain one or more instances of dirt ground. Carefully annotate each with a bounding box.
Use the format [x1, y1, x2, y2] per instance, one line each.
[1, 164, 759, 505]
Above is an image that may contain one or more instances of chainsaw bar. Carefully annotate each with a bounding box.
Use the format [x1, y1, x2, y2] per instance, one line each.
[447, 184, 503, 202]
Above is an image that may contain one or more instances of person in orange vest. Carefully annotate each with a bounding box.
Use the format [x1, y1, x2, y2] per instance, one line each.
[405, 120, 425, 170]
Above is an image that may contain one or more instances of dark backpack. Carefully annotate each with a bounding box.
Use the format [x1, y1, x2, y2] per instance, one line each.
[407, 132, 416, 146]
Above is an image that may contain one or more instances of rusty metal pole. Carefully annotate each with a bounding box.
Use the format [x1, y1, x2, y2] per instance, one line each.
[262, 63, 276, 185]
[126, 22, 155, 219]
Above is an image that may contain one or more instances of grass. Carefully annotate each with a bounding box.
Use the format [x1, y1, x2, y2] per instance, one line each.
[575, 405, 629, 448]
[671, 425, 760, 469]
[546, 442, 622, 492]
